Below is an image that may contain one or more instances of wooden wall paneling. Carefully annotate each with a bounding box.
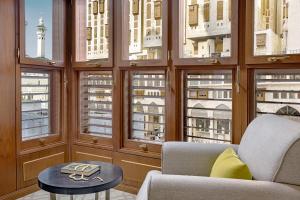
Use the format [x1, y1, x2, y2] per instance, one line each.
[113, 152, 161, 193]
[0, 0, 17, 196]
[17, 145, 67, 189]
[72, 145, 113, 163]
[23, 152, 65, 182]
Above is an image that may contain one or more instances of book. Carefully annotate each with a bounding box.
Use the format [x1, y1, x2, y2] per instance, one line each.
[61, 163, 100, 176]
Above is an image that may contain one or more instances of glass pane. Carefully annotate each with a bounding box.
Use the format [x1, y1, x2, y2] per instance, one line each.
[24, 0, 64, 62]
[80, 71, 113, 137]
[185, 72, 232, 143]
[179, 0, 232, 58]
[124, 0, 163, 60]
[254, 0, 300, 56]
[130, 71, 166, 142]
[21, 71, 51, 140]
[256, 71, 300, 122]
[75, 0, 110, 61]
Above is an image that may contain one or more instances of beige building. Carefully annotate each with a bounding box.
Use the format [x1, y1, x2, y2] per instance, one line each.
[254, 0, 300, 55]
[86, 0, 109, 60]
[183, 0, 232, 58]
[128, 0, 163, 60]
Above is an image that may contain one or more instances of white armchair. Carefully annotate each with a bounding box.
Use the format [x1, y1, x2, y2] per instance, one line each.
[137, 115, 300, 200]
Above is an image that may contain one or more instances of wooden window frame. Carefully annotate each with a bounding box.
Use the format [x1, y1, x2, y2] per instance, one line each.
[74, 70, 113, 149]
[120, 68, 170, 155]
[249, 68, 300, 121]
[72, 0, 114, 68]
[245, 0, 300, 64]
[16, 66, 65, 151]
[172, 0, 239, 66]
[178, 68, 241, 144]
[115, 0, 168, 67]
[19, 0, 66, 67]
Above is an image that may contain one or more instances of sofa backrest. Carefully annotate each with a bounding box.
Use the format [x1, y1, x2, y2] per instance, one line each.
[238, 114, 300, 185]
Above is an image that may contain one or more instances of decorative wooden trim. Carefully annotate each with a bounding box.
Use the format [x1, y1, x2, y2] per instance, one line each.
[23, 152, 64, 182]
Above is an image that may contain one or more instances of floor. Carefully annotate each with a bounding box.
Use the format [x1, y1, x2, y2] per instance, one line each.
[18, 189, 136, 200]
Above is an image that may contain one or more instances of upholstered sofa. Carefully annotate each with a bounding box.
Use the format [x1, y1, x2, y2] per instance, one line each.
[137, 115, 300, 200]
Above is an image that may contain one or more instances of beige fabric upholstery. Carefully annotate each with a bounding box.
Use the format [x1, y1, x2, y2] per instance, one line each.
[162, 142, 238, 176]
[146, 173, 300, 200]
[275, 140, 300, 185]
[238, 115, 300, 184]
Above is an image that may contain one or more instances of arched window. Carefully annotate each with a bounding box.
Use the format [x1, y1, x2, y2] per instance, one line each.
[213, 104, 231, 135]
[276, 106, 300, 116]
[190, 103, 210, 134]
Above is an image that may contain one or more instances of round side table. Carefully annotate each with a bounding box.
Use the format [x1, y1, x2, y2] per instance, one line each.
[38, 161, 123, 200]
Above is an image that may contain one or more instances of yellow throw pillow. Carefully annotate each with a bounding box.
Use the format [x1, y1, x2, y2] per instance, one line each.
[210, 148, 252, 180]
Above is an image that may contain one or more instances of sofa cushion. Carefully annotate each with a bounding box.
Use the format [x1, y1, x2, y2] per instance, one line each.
[210, 148, 252, 180]
[238, 114, 300, 185]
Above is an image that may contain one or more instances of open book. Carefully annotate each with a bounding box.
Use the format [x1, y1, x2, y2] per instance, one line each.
[61, 163, 100, 176]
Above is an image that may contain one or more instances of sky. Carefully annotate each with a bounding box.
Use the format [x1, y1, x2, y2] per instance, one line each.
[25, 0, 52, 59]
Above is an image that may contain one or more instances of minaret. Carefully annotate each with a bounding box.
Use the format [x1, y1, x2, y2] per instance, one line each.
[36, 17, 46, 58]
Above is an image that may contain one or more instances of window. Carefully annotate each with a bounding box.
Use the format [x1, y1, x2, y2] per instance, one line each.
[184, 72, 232, 143]
[118, 0, 168, 66]
[125, 71, 166, 142]
[21, 70, 61, 140]
[255, 71, 300, 122]
[217, 0, 224, 21]
[253, 0, 300, 56]
[79, 71, 113, 137]
[176, 0, 236, 64]
[74, 0, 112, 66]
[20, 0, 65, 66]
[128, 0, 162, 60]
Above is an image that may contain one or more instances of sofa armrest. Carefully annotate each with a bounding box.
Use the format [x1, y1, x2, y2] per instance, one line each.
[162, 142, 238, 176]
[138, 173, 300, 200]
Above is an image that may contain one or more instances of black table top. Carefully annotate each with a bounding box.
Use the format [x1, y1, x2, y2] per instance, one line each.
[38, 161, 123, 195]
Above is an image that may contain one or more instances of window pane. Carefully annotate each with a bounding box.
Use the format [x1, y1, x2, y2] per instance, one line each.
[80, 71, 113, 137]
[179, 0, 232, 58]
[21, 71, 51, 140]
[130, 71, 166, 142]
[75, 0, 110, 61]
[185, 72, 232, 143]
[125, 0, 163, 60]
[256, 71, 300, 122]
[254, 0, 300, 56]
[24, 0, 64, 61]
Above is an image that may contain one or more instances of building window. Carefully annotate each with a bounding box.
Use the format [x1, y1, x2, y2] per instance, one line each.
[184, 72, 232, 144]
[217, 0, 224, 20]
[255, 71, 300, 121]
[127, 71, 166, 142]
[21, 70, 60, 140]
[79, 71, 113, 137]
[204, 0, 210, 22]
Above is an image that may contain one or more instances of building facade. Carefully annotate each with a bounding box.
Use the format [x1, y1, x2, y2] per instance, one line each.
[86, 0, 109, 60]
[254, 0, 300, 55]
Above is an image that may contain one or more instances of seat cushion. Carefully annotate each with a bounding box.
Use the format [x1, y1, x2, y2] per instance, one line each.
[238, 115, 300, 185]
[210, 148, 252, 180]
